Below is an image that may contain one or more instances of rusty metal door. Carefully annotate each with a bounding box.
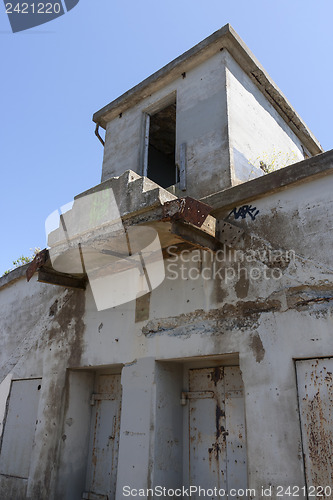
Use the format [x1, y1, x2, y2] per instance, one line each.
[296, 358, 333, 496]
[83, 374, 122, 500]
[187, 367, 247, 498]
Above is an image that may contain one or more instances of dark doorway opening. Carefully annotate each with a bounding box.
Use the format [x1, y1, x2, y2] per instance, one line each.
[147, 102, 177, 189]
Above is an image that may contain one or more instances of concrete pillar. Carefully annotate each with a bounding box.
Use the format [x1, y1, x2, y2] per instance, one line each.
[116, 357, 156, 499]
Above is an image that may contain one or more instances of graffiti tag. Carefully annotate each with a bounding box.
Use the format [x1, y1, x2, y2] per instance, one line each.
[227, 205, 259, 221]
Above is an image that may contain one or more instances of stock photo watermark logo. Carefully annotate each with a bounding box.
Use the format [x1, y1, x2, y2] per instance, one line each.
[3, 0, 80, 33]
[45, 187, 165, 311]
[165, 245, 295, 283]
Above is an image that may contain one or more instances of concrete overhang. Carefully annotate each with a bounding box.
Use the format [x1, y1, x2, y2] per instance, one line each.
[25, 172, 243, 290]
[22, 149, 333, 291]
[93, 23, 322, 157]
[25, 199, 242, 290]
[203, 149, 333, 218]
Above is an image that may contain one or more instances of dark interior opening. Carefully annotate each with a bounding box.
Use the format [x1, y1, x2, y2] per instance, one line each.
[147, 102, 177, 189]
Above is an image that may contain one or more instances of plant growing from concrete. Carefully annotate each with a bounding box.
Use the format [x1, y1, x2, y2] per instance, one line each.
[249, 149, 299, 175]
[2, 248, 41, 276]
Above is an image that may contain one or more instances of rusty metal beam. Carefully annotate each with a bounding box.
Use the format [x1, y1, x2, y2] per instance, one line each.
[37, 269, 86, 290]
[171, 221, 222, 252]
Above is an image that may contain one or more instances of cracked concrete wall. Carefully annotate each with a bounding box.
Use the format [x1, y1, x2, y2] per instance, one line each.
[0, 277, 62, 383]
[80, 168, 333, 495]
[0, 276, 86, 500]
[1, 167, 333, 497]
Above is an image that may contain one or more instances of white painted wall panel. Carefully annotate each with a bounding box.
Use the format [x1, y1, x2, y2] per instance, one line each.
[225, 50, 305, 184]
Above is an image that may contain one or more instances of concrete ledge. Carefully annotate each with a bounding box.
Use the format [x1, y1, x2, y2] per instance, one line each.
[202, 149, 333, 217]
[0, 264, 30, 290]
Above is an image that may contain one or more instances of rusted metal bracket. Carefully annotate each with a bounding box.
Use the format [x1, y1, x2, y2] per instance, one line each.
[90, 393, 118, 406]
[26, 248, 87, 289]
[26, 248, 49, 282]
[171, 221, 220, 252]
[162, 197, 212, 228]
[162, 197, 244, 249]
[170, 219, 244, 253]
[82, 492, 108, 500]
[38, 269, 87, 290]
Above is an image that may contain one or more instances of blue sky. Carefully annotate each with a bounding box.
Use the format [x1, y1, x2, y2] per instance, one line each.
[1, 0, 332, 275]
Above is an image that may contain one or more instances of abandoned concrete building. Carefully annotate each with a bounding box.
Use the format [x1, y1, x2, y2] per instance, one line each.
[1, 23, 333, 500]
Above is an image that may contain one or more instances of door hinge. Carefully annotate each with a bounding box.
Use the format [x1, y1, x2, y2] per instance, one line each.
[82, 492, 108, 500]
[90, 393, 117, 406]
[180, 391, 214, 405]
[178, 142, 187, 191]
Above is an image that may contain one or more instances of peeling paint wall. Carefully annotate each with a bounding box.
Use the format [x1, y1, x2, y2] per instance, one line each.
[0, 26, 331, 495]
[2, 165, 333, 497]
[224, 174, 333, 270]
[0, 276, 87, 500]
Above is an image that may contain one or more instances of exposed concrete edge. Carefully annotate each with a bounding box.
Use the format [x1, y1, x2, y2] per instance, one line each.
[203, 149, 333, 217]
[0, 264, 30, 290]
[74, 170, 176, 219]
[92, 24, 322, 156]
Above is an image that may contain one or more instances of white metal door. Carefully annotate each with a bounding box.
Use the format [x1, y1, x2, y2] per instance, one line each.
[188, 367, 247, 498]
[0, 378, 41, 479]
[84, 374, 122, 500]
[296, 358, 333, 497]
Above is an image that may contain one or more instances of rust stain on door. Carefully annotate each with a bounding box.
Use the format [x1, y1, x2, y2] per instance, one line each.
[85, 374, 122, 500]
[188, 366, 247, 497]
[296, 358, 333, 496]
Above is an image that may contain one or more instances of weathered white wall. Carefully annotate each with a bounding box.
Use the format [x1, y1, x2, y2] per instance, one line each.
[55, 370, 95, 500]
[1, 166, 333, 498]
[224, 50, 306, 184]
[0, 276, 60, 381]
[67, 170, 333, 496]
[175, 53, 230, 199]
[102, 52, 231, 199]
[0, 274, 86, 500]
[102, 49, 309, 200]
[224, 174, 333, 269]
[153, 362, 183, 489]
